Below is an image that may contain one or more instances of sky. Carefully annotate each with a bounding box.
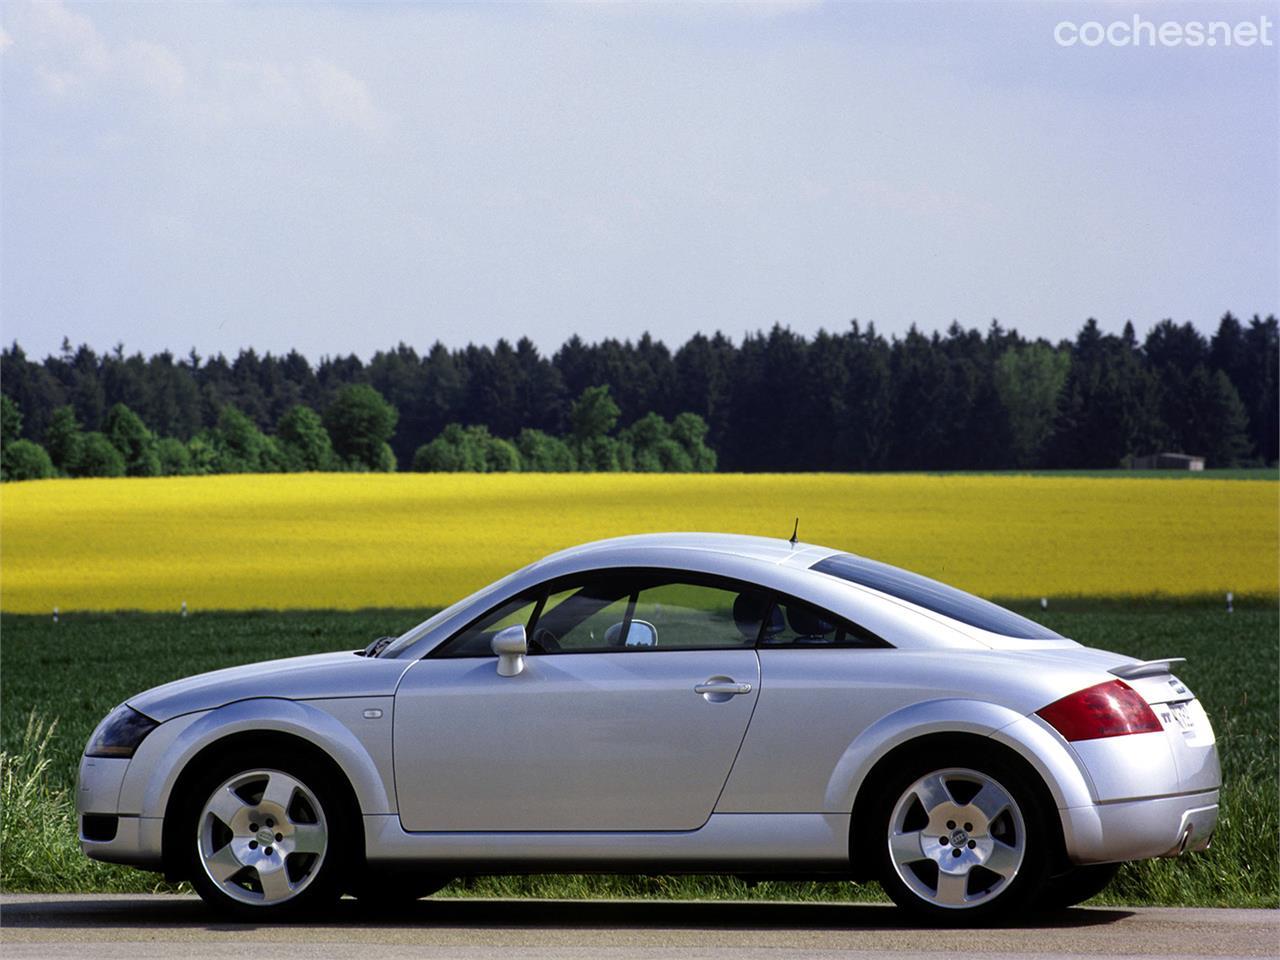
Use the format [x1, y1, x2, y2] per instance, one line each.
[1, 0, 1276, 362]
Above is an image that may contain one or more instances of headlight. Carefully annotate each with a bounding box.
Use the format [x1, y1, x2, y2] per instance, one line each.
[86, 704, 158, 759]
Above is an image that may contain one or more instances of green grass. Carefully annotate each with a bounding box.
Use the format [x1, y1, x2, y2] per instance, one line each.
[1, 605, 1275, 906]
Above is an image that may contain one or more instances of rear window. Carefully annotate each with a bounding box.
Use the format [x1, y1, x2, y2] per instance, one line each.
[810, 554, 1062, 640]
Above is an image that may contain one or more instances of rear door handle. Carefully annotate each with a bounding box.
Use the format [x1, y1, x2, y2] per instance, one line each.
[694, 680, 753, 696]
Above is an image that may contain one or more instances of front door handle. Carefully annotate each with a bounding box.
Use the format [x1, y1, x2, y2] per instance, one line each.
[694, 678, 753, 700]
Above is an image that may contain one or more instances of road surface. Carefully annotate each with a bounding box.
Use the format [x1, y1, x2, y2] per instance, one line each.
[1, 894, 1275, 960]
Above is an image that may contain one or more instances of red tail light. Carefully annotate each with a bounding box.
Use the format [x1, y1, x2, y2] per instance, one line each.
[1037, 680, 1162, 741]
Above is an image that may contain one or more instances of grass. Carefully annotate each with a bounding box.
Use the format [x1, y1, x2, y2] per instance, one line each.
[2, 473, 1276, 613]
[1, 604, 1275, 906]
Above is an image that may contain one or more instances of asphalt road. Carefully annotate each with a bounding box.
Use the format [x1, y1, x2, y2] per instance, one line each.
[0, 895, 1275, 960]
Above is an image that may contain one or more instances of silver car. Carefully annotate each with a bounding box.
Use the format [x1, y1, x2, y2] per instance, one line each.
[78, 533, 1219, 921]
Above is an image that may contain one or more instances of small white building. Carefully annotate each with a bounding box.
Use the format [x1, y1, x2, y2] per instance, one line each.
[1130, 452, 1206, 471]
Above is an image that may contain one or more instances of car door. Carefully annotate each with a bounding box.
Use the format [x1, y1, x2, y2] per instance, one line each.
[393, 571, 767, 832]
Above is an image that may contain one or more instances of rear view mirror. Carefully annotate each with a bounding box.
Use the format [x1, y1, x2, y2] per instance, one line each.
[492, 625, 528, 677]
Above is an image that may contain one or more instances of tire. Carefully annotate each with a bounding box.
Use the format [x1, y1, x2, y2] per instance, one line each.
[353, 871, 453, 908]
[1040, 862, 1121, 910]
[184, 758, 350, 919]
[872, 750, 1052, 924]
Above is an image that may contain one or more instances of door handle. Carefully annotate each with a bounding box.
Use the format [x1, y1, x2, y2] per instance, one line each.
[694, 680, 753, 696]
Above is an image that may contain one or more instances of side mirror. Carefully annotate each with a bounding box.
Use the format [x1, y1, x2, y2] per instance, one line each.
[624, 620, 657, 647]
[492, 625, 527, 677]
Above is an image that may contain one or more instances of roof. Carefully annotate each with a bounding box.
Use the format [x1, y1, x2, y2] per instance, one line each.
[532, 532, 840, 572]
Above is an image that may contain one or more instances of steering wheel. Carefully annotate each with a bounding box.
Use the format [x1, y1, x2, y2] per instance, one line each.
[530, 626, 561, 653]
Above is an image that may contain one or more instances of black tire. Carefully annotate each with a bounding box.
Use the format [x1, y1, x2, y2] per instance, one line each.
[183, 756, 352, 920]
[353, 871, 453, 908]
[872, 748, 1053, 924]
[1039, 862, 1121, 910]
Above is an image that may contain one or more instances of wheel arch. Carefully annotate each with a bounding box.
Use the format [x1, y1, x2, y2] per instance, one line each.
[161, 728, 365, 881]
[846, 731, 1069, 879]
[826, 699, 1093, 879]
[146, 699, 386, 880]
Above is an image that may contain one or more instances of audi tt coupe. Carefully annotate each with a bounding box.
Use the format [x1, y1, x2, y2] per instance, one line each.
[78, 533, 1219, 921]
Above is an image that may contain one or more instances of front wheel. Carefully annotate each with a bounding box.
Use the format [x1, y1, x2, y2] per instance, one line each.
[874, 757, 1051, 923]
[353, 872, 453, 909]
[186, 762, 348, 919]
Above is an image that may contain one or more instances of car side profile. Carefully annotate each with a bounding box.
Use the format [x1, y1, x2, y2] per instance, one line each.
[78, 533, 1219, 921]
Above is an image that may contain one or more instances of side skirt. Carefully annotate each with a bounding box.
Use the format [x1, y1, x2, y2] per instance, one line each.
[364, 812, 851, 874]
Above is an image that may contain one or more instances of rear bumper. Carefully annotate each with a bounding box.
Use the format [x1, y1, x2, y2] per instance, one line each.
[1061, 789, 1218, 864]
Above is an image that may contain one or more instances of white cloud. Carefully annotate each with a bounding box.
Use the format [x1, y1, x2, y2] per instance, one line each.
[119, 40, 187, 98]
[0, 29, 13, 53]
[305, 58, 386, 134]
[213, 57, 388, 135]
[6, 1, 387, 135]
[21, 0, 110, 94]
[10, 0, 182, 98]
[563, 0, 824, 20]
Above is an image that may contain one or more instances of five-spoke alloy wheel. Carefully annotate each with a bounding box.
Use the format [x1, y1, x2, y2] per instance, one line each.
[874, 752, 1050, 922]
[186, 759, 346, 918]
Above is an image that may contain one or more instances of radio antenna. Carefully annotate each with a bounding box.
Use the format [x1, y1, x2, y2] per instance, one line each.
[789, 517, 799, 546]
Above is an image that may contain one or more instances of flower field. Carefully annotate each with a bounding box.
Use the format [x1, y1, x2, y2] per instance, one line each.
[0, 473, 1276, 613]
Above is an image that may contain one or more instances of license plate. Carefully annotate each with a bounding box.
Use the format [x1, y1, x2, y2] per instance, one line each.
[1164, 701, 1196, 732]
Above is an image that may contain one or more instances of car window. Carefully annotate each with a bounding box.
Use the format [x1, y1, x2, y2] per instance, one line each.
[760, 596, 888, 648]
[534, 582, 633, 652]
[434, 595, 540, 658]
[528, 572, 768, 653]
[810, 553, 1061, 640]
[628, 581, 765, 649]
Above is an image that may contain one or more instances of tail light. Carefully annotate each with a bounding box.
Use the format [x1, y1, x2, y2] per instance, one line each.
[1037, 679, 1162, 741]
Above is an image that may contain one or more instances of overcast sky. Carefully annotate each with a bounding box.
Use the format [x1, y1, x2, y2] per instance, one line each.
[2, 1, 1276, 361]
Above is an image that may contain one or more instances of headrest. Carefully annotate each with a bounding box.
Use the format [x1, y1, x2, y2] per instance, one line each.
[733, 591, 772, 639]
[786, 603, 834, 637]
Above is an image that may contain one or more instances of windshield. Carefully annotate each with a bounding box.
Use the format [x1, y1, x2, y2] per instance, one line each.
[810, 553, 1062, 640]
[375, 566, 528, 657]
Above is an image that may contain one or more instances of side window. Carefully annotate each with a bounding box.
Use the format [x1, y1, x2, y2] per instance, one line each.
[762, 597, 888, 648]
[527, 572, 769, 653]
[435, 595, 539, 658]
[629, 581, 765, 649]
[533, 580, 633, 652]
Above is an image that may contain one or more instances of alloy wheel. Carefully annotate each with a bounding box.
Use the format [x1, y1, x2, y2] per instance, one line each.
[886, 766, 1025, 910]
[196, 768, 328, 906]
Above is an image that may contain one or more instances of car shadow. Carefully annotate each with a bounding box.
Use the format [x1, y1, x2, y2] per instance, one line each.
[1, 895, 1134, 931]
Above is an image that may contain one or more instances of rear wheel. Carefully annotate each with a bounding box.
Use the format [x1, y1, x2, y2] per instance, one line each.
[1041, 862, 1121, 909]
[186, 762, 348, 919]
[874, 756, 1051, 923]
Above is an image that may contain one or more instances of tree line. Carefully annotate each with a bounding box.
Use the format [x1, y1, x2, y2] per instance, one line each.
[0, 312, 1275, 480]
[0, 378, 715, 481]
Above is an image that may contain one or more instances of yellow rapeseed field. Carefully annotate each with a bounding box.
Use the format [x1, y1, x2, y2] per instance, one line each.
[0, 473, 1275, 613]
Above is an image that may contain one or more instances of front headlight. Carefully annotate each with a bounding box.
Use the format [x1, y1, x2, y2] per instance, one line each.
[86, 704, 158, 759]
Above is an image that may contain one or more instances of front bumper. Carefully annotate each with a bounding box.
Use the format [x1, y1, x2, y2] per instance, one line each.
[1061, 789, 1218, 864]
[77, 754, 164, 869]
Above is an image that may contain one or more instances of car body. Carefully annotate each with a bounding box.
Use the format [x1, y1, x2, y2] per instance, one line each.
[78, 533, 1219, 920]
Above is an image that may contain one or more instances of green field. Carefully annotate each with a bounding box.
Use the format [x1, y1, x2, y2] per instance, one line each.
[2, 605, 1276, 906]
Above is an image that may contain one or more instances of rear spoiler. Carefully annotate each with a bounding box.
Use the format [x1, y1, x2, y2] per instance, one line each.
[1109, 657, 1186, 680]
